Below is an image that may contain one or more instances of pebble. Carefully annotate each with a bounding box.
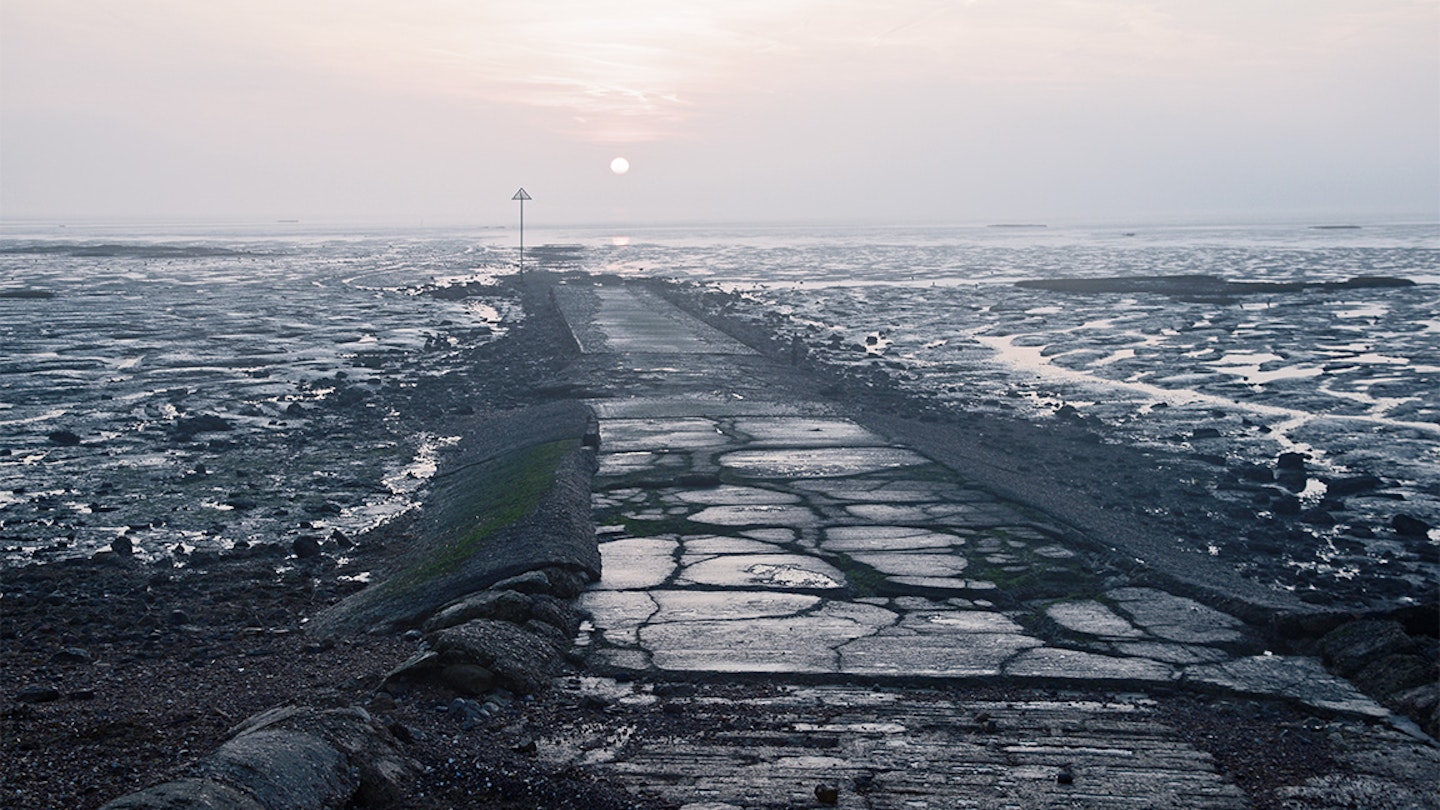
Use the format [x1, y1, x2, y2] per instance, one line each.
[16, 684, 62, 703]
[50, 647, 92, 665]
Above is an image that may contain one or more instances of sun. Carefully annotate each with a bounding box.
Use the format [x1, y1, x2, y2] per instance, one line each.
[610, 156, 631, 175]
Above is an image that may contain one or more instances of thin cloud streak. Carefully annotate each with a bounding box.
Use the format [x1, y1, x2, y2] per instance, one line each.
[1, 0, 1435, 223]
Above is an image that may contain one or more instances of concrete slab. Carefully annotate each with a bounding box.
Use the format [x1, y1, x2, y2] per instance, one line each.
[650, 590, 821, 623]
[590, 396, 819, 419]
[1107, 588, 1245, 645]
[730, 417, 887, 447]
[1112, 642, 1229, 665]
[1185, 656, 1390, 717]
[681, 535, 789, 555]
[1046, 600, 1146, 639]
[822, 526, 963, 552]
[593, 537, 678, 590]
[575, 590, 657, 647]
[840, 631, 1043, 677]
[641, 604, 893, 673]
[792, 478, 982, 503]
[672, 486, 801, 505]
[1006, 647, 1178, 682]
[849, 551, 969, 578]
[583, 286, 756, 355]
[720, 447, 929, 478]
[688, 504, 821, 528]
[599, 418, 733, 451]
[679, 554, 846, 591]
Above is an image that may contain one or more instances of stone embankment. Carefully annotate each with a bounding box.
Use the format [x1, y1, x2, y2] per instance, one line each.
[99, 398, 606, 809]
[97, 271, 1438, 810]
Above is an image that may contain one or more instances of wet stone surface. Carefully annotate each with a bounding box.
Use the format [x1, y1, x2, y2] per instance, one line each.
[554, 281, 1436, 809]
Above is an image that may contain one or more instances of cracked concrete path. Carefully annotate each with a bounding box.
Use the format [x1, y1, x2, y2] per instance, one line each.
[552, 281, 1438, 809]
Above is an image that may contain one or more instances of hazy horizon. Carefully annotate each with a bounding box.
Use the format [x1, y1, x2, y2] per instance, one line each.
[3, 1, 1437, 229]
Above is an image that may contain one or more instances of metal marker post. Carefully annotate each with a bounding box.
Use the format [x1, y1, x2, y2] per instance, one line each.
[512, 187, 531, 274]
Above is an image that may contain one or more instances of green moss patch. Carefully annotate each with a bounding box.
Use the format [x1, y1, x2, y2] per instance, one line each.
[391, 438, 574, 591]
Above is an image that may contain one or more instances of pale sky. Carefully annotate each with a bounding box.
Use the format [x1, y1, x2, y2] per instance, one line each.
[2, 0, 1437, 226]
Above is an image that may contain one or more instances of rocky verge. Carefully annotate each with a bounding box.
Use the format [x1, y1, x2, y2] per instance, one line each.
[2, 271, 662, 809]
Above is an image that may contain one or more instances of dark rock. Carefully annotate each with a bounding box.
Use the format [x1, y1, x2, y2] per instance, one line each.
[173, 414, 233, 436]
[815, 783, 840, 804]
[1318, 620, 1415, 677]
[1355, 654, 1433, 697]
[439, 664, 496, 696]
[491, 569, 552, 595]
[1299, 508, 1336, 526]
[292, 535, 323, 559]
[1191, 427, 1222, 439]
[1235, 463, 1274, 483]
[99, 778, 265, 810]
[524, 618, 570, 648]
[1054, 404, 1083, 421]
[328, 529, 352, 548]
[424, 589, 533, 633]
[449, 697, 486, 729]
[428, 619, 564, 694]
[1392, 514, 1431, 537]
[1277, 452, 1308, 471]
[529, 595, 582, 637]
[541, 566, 593, 599]
[200, 730, 351, 809]
[1276, 470, 1308, 492]
[1271, 495, 1302, 516]
[50, 647, 92, 665]
[47, 429, 82, 446]
[1326, 474, 1383, 497]
[1057, 764, 1075, 785]
[16, 683, 62, 703]
[111, 535, 134, 556]
[382, 650, 441, 687]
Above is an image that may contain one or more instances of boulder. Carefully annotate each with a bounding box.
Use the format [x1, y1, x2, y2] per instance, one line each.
[491, 570, 552, 595]
[173, 415, 233, 437]
[423, 589, 533, 633]
[1277, 452, 1308, 471]
[201, 730, 354, 810]
[98, 778, 265, 810]
[1391, 514, 1431, 538]
[1317, 620, 1414, 677]
[429, 618, 563, 694]
[47, 429, 82, 446]
[439, 664, 496, 695]
[101, 706, 415, 810]
[1325, 474, 1383, 497]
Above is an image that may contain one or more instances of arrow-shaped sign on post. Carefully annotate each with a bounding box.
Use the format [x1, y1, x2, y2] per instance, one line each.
[512, 187, 532, 274]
